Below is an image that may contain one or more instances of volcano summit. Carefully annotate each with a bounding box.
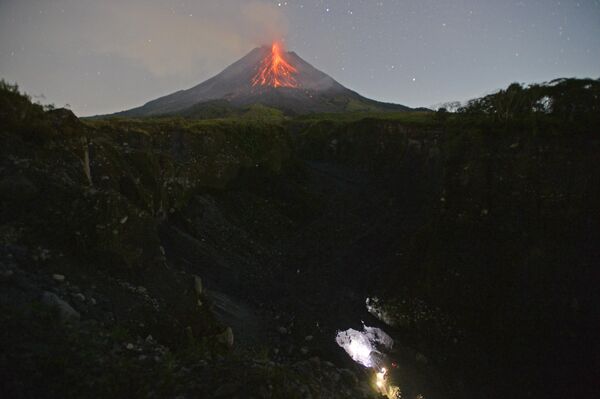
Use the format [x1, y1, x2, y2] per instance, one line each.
[111, 43, 412, 117]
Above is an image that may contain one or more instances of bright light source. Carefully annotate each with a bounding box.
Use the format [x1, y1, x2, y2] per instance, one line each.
[335, 325, 394, 368]
[336, 325, 400, 398]
[348, 339, 372, 366]
[375, 367, 389, 395]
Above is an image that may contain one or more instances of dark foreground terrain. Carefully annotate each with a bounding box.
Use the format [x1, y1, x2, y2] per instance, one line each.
[1, 79, 599, 398]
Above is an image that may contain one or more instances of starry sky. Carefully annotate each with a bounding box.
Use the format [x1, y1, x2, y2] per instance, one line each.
[1, 0, 599, 116]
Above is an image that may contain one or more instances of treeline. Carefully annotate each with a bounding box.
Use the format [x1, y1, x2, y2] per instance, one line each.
[441, 78, 600, 131]
[0, 80, 45, 126]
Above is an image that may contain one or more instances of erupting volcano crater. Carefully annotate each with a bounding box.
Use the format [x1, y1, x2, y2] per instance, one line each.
[252, 42, 298, 88]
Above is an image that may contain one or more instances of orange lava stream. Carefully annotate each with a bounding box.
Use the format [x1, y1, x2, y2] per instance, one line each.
[252, 42, 298, 88]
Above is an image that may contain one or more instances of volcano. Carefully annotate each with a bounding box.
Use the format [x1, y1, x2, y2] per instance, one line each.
[112, 43, 412, 117]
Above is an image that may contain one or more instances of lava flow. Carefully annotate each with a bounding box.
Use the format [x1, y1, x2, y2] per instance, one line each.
[252, 42, 298, 88]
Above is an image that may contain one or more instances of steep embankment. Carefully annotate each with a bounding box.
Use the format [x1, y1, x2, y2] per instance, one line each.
[0, 98, 376, 398]
[293, 117, 600, 399]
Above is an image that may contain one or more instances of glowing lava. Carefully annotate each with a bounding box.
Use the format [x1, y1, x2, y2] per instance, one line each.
[252, 42, 298, 88]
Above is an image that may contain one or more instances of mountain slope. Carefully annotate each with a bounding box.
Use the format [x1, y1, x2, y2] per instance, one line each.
[110, 44, 412, 117]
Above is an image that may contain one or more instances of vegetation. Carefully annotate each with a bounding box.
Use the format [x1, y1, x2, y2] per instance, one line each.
[292, 110, 438, 126]
[175, 100, 286, 121]
[0, 80, 47, 131]
[455, 78, 600, 132]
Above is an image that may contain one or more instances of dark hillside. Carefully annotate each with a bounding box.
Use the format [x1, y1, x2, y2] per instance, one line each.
[1, 79, 599, 399]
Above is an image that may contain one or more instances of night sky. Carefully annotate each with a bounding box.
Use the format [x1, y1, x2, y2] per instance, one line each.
[1, 0, 599, 116]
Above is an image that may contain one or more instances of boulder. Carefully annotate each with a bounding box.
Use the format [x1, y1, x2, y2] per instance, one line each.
[73, 293, 86, 301]
[193, 275, 203, 296]
[217, 327, 234, 348]
[41, 291, 80, 322]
